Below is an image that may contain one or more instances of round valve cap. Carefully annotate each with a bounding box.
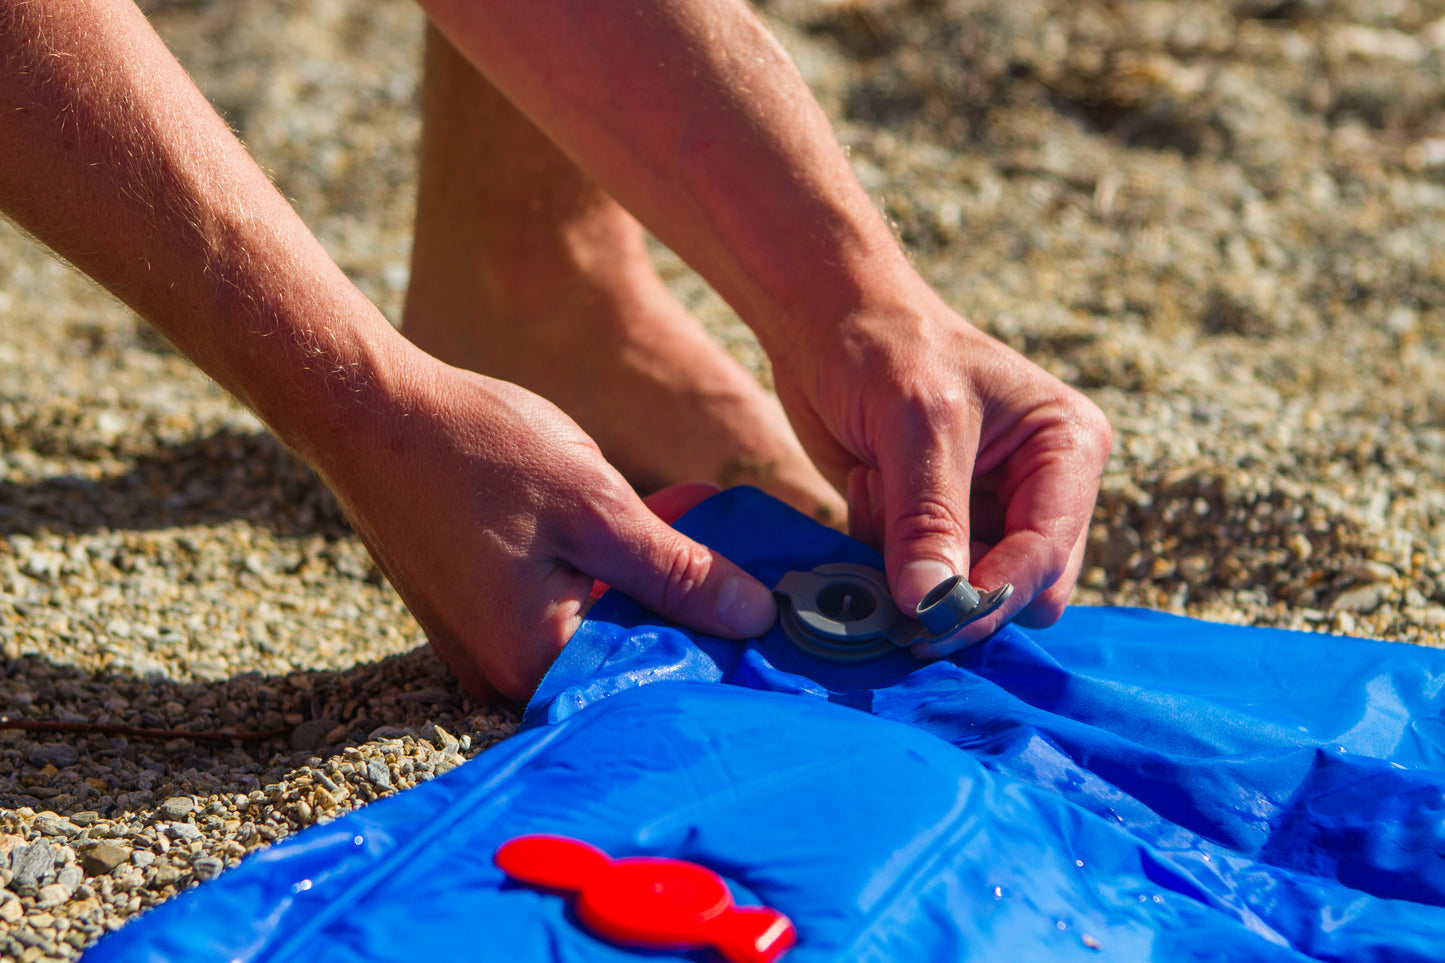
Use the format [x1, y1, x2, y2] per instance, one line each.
[577, 857, 732, 944]
[496, 834, 796, 963]
[915, 575, 1013, 637]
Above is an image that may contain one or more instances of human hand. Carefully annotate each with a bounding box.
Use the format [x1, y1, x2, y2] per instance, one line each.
[312, 354, 777, 700]
[770, 285, 1112, 657]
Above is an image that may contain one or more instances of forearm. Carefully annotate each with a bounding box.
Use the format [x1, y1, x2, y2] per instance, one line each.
[0, 0, 409, 462]
[417, 0, 922, 355]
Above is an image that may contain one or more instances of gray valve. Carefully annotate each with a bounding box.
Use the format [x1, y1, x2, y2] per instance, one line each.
[772, 563, 1012, 662]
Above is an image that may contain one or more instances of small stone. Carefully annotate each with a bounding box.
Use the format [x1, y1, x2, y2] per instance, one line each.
[156, 796, 195, 821]
[365, 759, 392, 790]
[1286, 532, 1313, 562]
[1411, 605, 1445, 628]
[10, 843, 56, 890]
[1334, 582, 1389, 614]
[289, 720, 332, 752]
[149, 860, 182, 888]
[424, 723, 459, 752]
[35, 883, 70, 909]
[25, 744, 78, 768]
[79, 841, 129, 877]
[192, 856, 224, 882]
[0, 892, 20, 923]
[1346, 560, 1399, 584]
[161, 822, 201, 842]
[54, 864, 83, 896]
[32, 814, 80, 839]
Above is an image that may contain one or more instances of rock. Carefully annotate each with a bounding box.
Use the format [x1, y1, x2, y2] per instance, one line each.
[1345, 560, 1399, 583]
[424, 723, 459, 752]
[10, 843, 56, 891]
[79, 841, 130, 877]
[149, 860, 183, 888]
[25, 743, 79, 768]
[1333, 582, 1390, 614]
[289, 719, 332, 752]
[160, 822, 202, 842]
[156, 796, 195, 821]
[0, 891, 20, 923]
[0, 834, 25, 859]
[34, 883, 70, 909]
[366, 759, 392, 790]
[32, 814, 80, 838]
[192, 856, 224, 882]
[54, 864, 83, 896]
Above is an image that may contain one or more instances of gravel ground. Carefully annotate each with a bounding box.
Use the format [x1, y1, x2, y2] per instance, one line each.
[4, 0, 1445, 958]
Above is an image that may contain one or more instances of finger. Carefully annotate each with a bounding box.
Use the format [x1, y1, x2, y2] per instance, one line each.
[586, 480, 720, 600]
[908, 521, 1089, 663]
[920, 400, 1110, 655]
[591, 481, 721, 600]
[965, 451, 1105, 632]
[846, 466, 879, 548]
[866, 467, 886, 549]
[880, 413, 979, 612]
[569, 487, 777, 640]
[1014, 518, 1089, 628]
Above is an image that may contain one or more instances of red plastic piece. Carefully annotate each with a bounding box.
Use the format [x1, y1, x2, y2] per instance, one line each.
[495, 834, 796, 963]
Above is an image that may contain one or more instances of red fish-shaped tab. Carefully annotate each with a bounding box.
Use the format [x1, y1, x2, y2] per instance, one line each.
[495, 834, 796, 963]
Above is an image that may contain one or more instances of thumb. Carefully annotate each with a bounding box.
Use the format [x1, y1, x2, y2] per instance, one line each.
[881, 437, 975, 613]
[570, 491, 777, 639]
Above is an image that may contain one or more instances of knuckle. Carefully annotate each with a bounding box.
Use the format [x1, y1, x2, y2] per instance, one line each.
[1076, 401, 1115, 462]
[891, 496, 967, 544]
[655, 540, 715, 614]
[904, 383, 971, 429]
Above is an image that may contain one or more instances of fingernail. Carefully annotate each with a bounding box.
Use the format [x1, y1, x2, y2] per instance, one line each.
[896, 559, 957, 611]
[717, 575, 777, 638]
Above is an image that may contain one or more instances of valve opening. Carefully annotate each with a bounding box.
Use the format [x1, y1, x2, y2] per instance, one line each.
[816, 581, 877, 623]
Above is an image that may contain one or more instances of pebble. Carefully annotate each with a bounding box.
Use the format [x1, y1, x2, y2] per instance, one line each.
[289, 720, 332, 752]
[26, 745, 79, 769]
[11, 843, 56, 891]
[35, 884, 71, 909]
[156, 798, 195, 821]
[365, 760, 393, 791]
[191, 857, 224, 882]
[1334, 583, 1391, 615]
[78, 843, 129, 878]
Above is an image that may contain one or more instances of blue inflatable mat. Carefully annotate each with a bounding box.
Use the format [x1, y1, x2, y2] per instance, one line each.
[86, 487, 1445, 962]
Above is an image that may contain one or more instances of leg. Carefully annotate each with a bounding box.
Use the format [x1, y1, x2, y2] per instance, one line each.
[402, 25, 844, 522]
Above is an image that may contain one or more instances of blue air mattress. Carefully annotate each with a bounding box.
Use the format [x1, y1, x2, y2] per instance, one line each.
[85, 487, 1445, 961]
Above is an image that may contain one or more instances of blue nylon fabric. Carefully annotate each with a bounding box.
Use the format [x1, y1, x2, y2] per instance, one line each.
[85, 486, 1445, 962]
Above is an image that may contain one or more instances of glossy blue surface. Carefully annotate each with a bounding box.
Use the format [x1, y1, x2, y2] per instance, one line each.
[87, 487, 1445, 962]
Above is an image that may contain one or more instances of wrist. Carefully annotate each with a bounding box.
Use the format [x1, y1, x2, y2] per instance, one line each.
[750, 245, 944, 367]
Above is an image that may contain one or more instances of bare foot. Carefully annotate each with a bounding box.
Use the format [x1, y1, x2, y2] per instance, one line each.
[401, 25, 844, 524]
[402, 216, 844, 523]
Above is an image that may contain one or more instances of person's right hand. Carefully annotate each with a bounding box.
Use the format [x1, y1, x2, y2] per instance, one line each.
[310, 348, 778, 700]
[766, 281, 1112, 657]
